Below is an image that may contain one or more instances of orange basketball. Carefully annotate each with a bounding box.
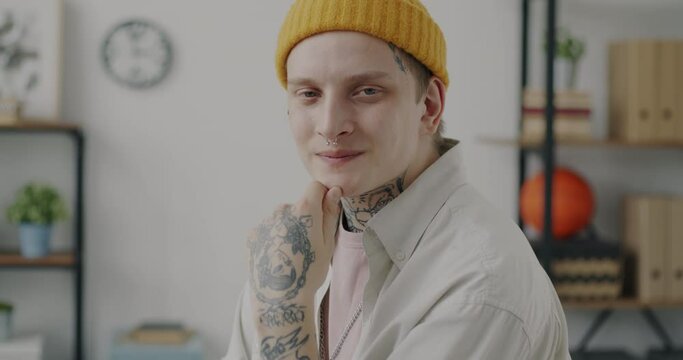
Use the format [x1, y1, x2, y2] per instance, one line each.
[520, 168, 595, 239]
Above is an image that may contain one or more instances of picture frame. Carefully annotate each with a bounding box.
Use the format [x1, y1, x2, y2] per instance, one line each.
[0, 0, 63, 121]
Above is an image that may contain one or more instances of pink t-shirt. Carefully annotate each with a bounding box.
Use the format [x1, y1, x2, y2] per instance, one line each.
[327, 223, 369, 360]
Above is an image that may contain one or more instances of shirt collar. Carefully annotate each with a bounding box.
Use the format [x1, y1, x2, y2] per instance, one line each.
[365, 138, 467, 269]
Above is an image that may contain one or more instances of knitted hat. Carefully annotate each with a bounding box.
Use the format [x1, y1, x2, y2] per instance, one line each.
[275, 0, 448, 89]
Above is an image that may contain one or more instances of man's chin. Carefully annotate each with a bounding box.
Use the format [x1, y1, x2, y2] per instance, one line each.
[315, 175, 364, 197]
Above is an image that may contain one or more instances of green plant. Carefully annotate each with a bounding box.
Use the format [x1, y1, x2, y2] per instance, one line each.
[0, 301, 12, 313]
[544, 27, 586, 89]
[6, 183, 68, 225]
[555, 28, 586, 62]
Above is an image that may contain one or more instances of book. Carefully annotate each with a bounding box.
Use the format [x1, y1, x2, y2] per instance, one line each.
[522, 117, 592, 142]
[523, 89, 592, 109]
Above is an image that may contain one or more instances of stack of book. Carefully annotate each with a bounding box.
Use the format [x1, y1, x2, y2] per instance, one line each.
[126, 322, 194, 345]
[522, 89, 593, 142]
[623, 195, 683, 303]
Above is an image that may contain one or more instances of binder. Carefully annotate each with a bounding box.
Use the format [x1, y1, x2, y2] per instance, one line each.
[609, 40, 683, 143]
[624, 196, 666, 303]
[609, 42, 628, 140]
[677, 42, 683, 142]
[670, 198, 683, 301]
[630, 41, 659, 142]
[656, 41, 679, 142]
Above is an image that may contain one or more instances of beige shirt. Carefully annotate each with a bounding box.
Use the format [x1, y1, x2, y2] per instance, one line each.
[224, 139, 571, 360]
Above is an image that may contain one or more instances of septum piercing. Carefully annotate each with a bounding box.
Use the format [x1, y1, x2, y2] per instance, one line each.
[326, 137, 339, 146]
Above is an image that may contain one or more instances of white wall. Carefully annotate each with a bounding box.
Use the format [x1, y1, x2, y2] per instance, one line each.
[0, 1, 681, 359]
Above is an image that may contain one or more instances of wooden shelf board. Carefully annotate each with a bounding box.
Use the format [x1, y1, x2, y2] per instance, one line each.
[0, 119, 80, 131]
[562, 298, 683, 310]
[479, 136, 683, 150]
[570, 0, 683, 9]
[0, 252, 75, 267]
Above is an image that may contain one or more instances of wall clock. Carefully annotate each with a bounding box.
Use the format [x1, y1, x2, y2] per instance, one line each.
[101, 19, 173, 89]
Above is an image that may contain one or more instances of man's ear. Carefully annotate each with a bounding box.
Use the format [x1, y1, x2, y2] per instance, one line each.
[420, 76, 446, 135]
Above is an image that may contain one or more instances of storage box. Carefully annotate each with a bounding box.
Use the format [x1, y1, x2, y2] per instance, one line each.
[110, 330, 204, 360]
[0, 335, 43, 360]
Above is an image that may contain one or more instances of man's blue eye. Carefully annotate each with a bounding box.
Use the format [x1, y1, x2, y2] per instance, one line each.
[362, 88, 378, 95]
[303, 91, 317, 98]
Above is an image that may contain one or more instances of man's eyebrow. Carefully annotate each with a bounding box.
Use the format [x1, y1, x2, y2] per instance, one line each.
[287, 71, 392, 87]
[346, 71, 392, 83]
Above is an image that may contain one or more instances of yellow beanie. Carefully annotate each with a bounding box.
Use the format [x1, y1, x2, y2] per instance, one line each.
[275, 0, 448, 89]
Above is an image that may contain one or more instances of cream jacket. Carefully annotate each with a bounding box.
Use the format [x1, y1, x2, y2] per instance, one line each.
[224, 139, 571, 360]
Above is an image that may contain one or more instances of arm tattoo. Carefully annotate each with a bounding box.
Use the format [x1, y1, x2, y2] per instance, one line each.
[259, 304, 306, 328]
[388, 43, 407, 73]
[260, 327, 311, 360]
[342, 173, 406, 232]
[249, 206, 315, 305]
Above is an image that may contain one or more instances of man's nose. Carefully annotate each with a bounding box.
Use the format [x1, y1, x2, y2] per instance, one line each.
[317, 95, 353, 141]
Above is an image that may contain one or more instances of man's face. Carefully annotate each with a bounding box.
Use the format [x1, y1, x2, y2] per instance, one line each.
[286, 31, 427, 196]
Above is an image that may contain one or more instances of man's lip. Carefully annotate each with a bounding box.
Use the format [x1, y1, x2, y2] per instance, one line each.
[316, 150, 364, 158]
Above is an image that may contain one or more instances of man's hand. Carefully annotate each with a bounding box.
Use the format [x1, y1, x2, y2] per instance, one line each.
[247, 182, 342, 359]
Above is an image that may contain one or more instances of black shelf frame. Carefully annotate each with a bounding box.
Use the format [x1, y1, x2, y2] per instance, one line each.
[0, 125, 85, 360]
[519, 0, 679, 356]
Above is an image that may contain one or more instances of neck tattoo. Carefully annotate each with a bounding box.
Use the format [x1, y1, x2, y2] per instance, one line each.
[341, 172, 406, 233]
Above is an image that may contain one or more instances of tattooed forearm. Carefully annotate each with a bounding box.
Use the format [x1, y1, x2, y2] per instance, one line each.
[259, 304, 306, 328]
[249, 206, 315, 304]
[388, 43, 407, 73]
[260, 327, 311, 360]
[342, 173, 406, 232]
[248, 191, 333, 359]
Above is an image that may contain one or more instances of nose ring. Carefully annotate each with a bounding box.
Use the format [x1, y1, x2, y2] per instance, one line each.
[326, 137, 339, 146]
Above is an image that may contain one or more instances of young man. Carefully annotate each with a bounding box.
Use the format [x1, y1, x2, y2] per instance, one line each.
[225, 1, 571, 359]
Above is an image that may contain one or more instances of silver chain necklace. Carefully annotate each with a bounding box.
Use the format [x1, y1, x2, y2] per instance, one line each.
[329, 301, 363, 360]
[320, 296, 363, 360]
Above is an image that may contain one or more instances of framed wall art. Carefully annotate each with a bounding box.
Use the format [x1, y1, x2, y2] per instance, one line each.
[0, 0, 63, 122]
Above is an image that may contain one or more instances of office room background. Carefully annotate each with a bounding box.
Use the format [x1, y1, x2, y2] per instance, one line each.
[0, 0, 682, 359]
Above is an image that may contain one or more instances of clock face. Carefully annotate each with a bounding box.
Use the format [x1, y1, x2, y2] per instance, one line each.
[101, 20, 173, 89]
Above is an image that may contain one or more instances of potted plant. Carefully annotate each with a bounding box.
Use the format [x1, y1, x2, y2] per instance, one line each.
[5, 183, 68, 258]
[0, 301, 12, 341]
[544, 27, 586, 89]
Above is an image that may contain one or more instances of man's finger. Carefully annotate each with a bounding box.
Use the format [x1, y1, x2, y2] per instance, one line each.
[323, 187, 342, 215]
[297, 181, 327, 214]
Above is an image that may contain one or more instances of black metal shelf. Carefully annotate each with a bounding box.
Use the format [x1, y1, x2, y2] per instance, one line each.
[0, 120, 85, 360]
[519, 0, 681, 356]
